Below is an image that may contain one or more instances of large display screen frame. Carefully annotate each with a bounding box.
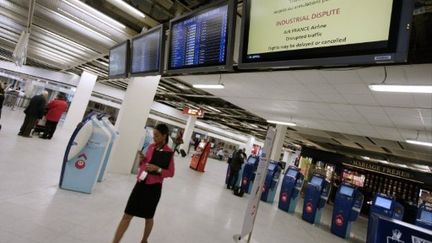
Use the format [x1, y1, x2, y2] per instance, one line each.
[130, 25, 165, 77]
[109, 40, 130, 79]
[238, 0, 414, 69]
[166, 0, 237, 74]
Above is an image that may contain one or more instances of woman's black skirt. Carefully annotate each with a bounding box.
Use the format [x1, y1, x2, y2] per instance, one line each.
[125, 180, 162, 219]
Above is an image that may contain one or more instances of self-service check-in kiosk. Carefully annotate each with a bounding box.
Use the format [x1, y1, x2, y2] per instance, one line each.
[367, 212, 432, 243]
[330, 183, 364, 238]
[302, 174, 330, 224]
[97, 117, 118, 182]
[260, 161, 282, 203]
[370, 194, 404, 220]
[278, 166, 304, 213]
[60, 114, 112, 193]
[416, 204, 432, 230]
[241, 156, 259, 194]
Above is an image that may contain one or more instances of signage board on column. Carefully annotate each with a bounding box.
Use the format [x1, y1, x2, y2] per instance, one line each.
[234, 127, 276, 241]
[182, 107, 204, 118]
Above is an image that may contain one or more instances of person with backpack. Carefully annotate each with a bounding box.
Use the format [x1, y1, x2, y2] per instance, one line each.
[227, 148, 246, 190]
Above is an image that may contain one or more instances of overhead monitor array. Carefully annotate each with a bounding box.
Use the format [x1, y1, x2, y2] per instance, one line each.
[109, 0, 414, 77]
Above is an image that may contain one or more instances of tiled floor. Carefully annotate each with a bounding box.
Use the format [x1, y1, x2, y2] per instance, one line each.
[0, 108, 367, 243]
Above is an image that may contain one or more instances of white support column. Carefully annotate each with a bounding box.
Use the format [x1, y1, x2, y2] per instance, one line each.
[62, 71, 97, 131]
[244, 136, 255, 157]
[108, 76, 161, 174]
[270, 124, 287, 161]
[180, 115, 197, 153]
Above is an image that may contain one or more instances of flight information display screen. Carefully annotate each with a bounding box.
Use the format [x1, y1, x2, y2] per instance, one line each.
[168, 2, 232, 72]
[109, 41, 129, 78]
[239, 0, 413, 68]
[131, 26, 163, 75]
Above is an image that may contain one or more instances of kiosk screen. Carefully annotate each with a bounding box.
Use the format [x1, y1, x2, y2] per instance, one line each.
[247, 157, 256, 164]
[375, 196, 392, 209]
[310, 176, 323, 187]
[268, 163, 276, 171]
[339, 185, 354, 196]
[420, 210, 432, 222]
[287, 169, 298, 178]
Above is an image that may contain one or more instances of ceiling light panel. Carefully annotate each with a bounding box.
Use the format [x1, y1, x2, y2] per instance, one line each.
[35, 4, 116, 46]
[62, 0, 127, 30]
[107, 0, 145, 19]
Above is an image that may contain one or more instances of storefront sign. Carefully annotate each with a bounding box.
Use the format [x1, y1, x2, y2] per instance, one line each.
[182, 107, 204, 117]
[349, 160, 413, 179]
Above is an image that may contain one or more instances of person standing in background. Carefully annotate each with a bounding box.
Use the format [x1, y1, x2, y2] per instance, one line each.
[18, 91, 48, 137]
[40, 93, 68, 139]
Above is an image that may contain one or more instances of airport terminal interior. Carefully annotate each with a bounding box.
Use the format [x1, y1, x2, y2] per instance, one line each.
[0, 0, 432, 243]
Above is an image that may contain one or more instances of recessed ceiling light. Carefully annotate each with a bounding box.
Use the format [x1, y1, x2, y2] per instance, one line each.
[108, 0, 145, 18]
[192, 84, 224, 89]
[406, 140, 432, 147]
[267, 120, 296, 126]
[369, 84, 432, 93]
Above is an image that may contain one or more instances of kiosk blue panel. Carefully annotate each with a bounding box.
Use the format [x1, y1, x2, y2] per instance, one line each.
[278, 166, 304, 213]
[260, 161, 281, 203]
[97, 117, 118, 182]
[370, 194, 405, 220]
[241, 156, 259, 193]
[367, 213, 432, 243]
[416, 204, 432, 230]
[60, 116, 111, 193]
[302, 174, 330, 224]
[330, 184, 364, 238]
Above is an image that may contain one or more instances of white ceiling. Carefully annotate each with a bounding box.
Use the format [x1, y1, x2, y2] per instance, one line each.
[179, 64, 432, 146]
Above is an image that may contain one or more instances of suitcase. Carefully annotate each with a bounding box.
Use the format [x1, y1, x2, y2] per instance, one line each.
[180, 149, 187, 157]
[233, 186, 244, 197]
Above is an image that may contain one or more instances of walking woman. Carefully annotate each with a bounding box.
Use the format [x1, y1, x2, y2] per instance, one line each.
[113, 124, 175, 243]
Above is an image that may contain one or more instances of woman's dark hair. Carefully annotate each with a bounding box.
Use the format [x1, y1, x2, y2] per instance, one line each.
[155, 124, 169, 144]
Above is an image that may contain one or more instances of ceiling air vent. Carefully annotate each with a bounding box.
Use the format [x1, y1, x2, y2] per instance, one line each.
[381, 147, 393, 154]
[366, 137, 377, 145]
[355, 142, 365, 149]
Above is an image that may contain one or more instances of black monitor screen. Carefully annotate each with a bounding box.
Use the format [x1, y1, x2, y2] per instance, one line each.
[131, 26, 163, 75]
[168, 1, 235, 73]
[420, 210, 432, 222]
[310, 176, 323, 186]
[287, 169, 297, 178]
[339, 185, 354, 197]
[375, 196, 392, 209]
[239, 0, 413, 68]
[109, 41, 129, 78]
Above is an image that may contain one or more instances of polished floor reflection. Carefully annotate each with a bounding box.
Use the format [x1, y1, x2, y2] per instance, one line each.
[0, 109, 367, 242]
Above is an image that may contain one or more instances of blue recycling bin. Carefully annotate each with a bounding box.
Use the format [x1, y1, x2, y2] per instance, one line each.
[278, 166, 304, 213]
[330, 183, 364, 238]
